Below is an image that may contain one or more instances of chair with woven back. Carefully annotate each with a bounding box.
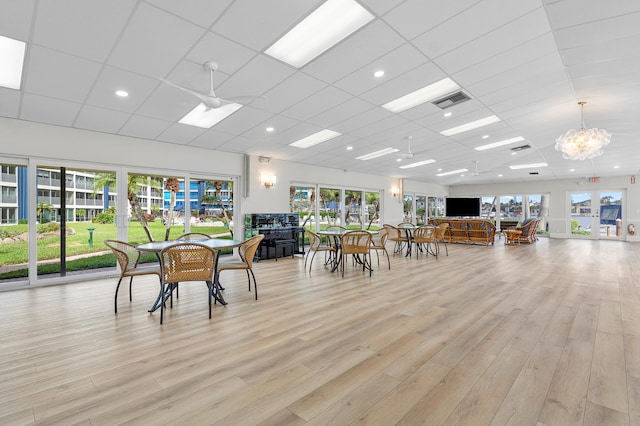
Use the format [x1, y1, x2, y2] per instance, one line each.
[176, 232, 211, 241]
[370, 227, 390, 270]
[104, 239, 162, 314]
[158, 242, 217, 324]
[412, 225, 438, 259]
[304, 229, 337, 274]
[217, 234, 264, 299]
[340, 230, 373, 277]
[515, 217, 541, 243]
[383, 224, 409, 255]
[434, 223, 450, 256]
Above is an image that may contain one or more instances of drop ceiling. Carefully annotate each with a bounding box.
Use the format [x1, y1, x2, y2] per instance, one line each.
[2, 0, 640, 185]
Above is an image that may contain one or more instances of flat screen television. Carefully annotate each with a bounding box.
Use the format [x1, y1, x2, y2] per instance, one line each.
[445, 197, 481, 217]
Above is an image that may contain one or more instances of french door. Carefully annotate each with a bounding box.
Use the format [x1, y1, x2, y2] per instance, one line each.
[569, 190, 624, 240]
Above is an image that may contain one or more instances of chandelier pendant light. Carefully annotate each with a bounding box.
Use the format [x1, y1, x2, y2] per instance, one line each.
[555, 101, 611, 160]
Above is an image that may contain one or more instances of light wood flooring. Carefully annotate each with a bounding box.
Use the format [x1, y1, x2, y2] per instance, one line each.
[1, 238, 639, 425]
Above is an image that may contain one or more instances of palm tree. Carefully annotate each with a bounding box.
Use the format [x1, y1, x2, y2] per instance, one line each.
[36, 202, 53, 223]
[205, 181, 234, 237]
[92, 173, 156, 242]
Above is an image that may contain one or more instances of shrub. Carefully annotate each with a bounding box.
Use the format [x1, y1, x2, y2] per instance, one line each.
[37, 222, 60, 234]
[94, 213, 114, 224]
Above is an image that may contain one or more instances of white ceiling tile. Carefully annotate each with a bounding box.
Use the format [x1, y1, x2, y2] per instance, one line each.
[257, 72, 327, 114]
[281, 86, 352, 122]
[85, 66, 160, 113]
[434, 8, 552, 74]
[0, 88, 21, 118]
[333, 44, 428, 96]
[359, 62, 447, 106]
[358, 0, 405, 15]
[211, 0, 323, 51]
[0, 0, 35, 41]
[188, 129, 236, 150]
[20, 93, 81, 127]
[553, 12, 640, 50]
[383, 0, 482, 41]
[307, 98, 376, 128]
[33, 0, 135, 62]
[23, 45, 102, 103]
[186, 32, 257, 75]
[74, 105, 131, 134]
[217, 54, 296, 99]
[146, 0, 233, 28]
[413, 0, 541, 59]
[108, 3, 205, 76]
[545, 0, 640, 29]
[118, 115, 172, 140]
[303, 20, 406, 83]
[157, 123, 207, 144]
[213, 106, 274, 135]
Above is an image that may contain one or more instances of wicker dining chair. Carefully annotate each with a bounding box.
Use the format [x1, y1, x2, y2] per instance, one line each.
[435, 223, 449, 256]
[158, 242, 217, 324]
[217, 234, 264, 299]
[383, 224, 409, 255]
[370, 227, 390, 270]
[176, 232, 211, 241]
[104, 239, 161, 314]
[412, 226, 438, 259]
[340, 230, 373, 277]
[305, 229, 337, 273]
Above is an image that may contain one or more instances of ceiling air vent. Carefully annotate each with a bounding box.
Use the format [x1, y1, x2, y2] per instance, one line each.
[511, 144, 531, 152]
[529, 172, 539, 175]
[432, 91, 471, 109]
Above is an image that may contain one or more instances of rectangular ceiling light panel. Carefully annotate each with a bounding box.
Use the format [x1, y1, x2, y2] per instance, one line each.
[179, 103, 242, 128]
[440, 115, 501, 136]
[0, 35, 26, 90]
[382, 77, 460, 113]
[474, 136, 524, 151]
[436, 168, 468, 176]
[289, 129, 342, 148]
[398, 159, 436, 169]
[509, 162, 548, 170]
[265, 0, 374, 68]
[356, 147, 399, 160]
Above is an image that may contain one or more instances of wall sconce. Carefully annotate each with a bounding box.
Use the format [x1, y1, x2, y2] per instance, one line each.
[261, 174, 276, 188]
[391, 186, 400, 197]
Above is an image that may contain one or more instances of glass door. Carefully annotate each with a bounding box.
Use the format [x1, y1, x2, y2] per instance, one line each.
[569, 191, 624, 239]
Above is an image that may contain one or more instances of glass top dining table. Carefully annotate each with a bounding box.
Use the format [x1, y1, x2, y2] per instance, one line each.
[136, 238, 244, 311]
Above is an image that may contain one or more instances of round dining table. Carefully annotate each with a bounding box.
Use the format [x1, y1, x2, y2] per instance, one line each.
[136, 238, 243, 311]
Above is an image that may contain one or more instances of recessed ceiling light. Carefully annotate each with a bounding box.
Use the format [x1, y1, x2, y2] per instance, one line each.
[569, 169, 575, 172]
[264, 0, 374, 68]
[346, 146, 353, 150]
[509, 162, 548, 170]
[437, 168, 442, 172]
[266, 126, 275, 132]
[482, 135, 489, 139]
[356, 148, 399, 160]
[0, 35, 26, 90]
[289, 129, 341, 148]
[115, 90, 129, 97]
[382, 77, 460, 113]
[396, 158, 402, 162]
[474, 136, 524, 151]
[498, 174, 503, 177]
[399, 159, 436, 169]
[614, 165, 620, 169]
[440, 115, 501, 136]
[436, 168, 468, 176]
[511, 152, 517, 155]
[178, 103, 242, 128]
[374, 70, 385, 78]
[444, 112, 452, 118]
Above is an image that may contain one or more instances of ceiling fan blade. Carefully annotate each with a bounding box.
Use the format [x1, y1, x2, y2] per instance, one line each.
[160, 78, 212, 104]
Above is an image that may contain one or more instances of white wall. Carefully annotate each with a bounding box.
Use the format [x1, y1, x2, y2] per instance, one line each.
[1, 117, 454, 229]
[449, 176, 640, 241]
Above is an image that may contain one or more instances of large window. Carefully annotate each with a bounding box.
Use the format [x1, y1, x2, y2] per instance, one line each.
[320, 187, 342, 228]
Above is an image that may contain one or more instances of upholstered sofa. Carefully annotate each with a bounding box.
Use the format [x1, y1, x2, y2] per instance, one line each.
[428, 218, 496, 246]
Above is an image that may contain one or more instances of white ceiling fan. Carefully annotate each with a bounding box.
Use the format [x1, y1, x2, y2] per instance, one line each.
[394, 136, 415, 160]
[471, 160, 488, 176]
[160, 61, 260, 110]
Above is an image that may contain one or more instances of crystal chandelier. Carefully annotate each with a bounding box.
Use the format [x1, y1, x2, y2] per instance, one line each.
[555, 101, 611, 160]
